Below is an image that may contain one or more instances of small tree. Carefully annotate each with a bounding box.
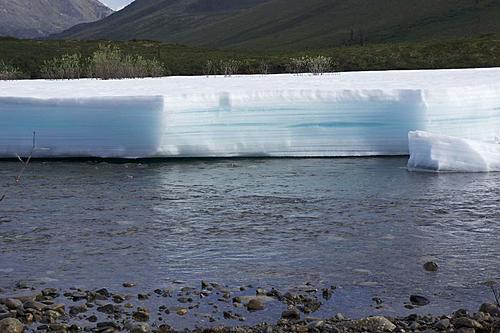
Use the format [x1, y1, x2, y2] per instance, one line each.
[203, 60, 215, 76]
[219, 59, 240, 77]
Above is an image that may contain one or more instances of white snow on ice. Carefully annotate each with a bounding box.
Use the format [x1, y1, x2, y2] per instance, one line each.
[0, 68, 499, 158]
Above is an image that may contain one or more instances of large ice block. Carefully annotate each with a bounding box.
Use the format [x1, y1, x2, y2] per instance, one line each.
[408, 131, 500, 172]
[0, 96, 164, 158]
[0, 68, 499, 158]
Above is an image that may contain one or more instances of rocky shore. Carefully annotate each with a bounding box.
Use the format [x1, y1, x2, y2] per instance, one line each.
[1, 279, 499, 333]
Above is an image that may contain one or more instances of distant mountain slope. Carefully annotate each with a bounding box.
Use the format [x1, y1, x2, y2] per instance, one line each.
[56, 0, 500, 50]
[0, 0, 113, 38]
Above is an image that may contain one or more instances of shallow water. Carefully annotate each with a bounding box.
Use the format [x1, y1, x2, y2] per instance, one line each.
[0, 158, 499, 326]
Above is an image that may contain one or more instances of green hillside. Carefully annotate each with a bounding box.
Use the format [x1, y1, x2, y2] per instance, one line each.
[55, 0, 500, 50]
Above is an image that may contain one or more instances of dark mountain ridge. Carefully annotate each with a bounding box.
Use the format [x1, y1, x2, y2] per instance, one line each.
[0, 0, 113, 39]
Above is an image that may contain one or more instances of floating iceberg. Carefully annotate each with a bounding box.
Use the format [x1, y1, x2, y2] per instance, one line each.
[0, 68, 499, 158]
[407, 131, 500, 172]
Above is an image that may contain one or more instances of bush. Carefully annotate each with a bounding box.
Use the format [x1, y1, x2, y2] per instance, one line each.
[0, 61, 24, 80]
[40, 54, 83, 79]
[90, 44, 164, 79]
[203, 59, 241, 76]
[288, 56, 334, 75]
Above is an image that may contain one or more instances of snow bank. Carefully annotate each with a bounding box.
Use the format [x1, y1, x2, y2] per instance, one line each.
[0, 68, 499, 158]
[407, 131, 500, 172]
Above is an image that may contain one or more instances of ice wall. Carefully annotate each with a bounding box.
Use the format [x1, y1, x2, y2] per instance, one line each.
[160, 90, 426, 157]
[0, 69, 499, 158]
[0, 96, 164, 158]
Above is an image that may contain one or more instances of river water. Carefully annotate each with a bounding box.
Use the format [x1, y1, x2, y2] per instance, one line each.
[0, 158, 499, 326]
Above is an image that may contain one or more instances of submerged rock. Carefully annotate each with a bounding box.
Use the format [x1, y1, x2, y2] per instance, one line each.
[424, 261, 439, 272]
[246, 298, 265, 311]
[410, 295, 430, 306]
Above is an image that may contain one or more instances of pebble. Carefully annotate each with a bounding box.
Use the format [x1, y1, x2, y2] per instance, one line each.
[5, 299, 22, 310]
[69, 304, 88, 315]
[133, 308, 150, 322]
[0, 318, 23, 333]
[352, 316, 396, 332]
[129, 322, 151, 333]
[176, 308, 188, 316]
[434, 318, 450, 330]
[452, 317, 483, 330]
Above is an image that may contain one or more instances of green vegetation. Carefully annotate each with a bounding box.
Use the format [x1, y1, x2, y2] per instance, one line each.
[0, 60, 25, 80]
[0, 36, 499, 80]
[56, 0, 500, 51]
[38, 45, 164, 80]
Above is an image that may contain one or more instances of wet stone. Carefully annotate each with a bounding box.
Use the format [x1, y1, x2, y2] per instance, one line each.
[133, 309, 150, 322]
[246, 298, 265, 311]
[0, 318, 24, 333]
[282, 307, 301, 320]
[435, 318, 450, 330]
[479, 303, 500, 316]
[69, 304, 88, 315]
[97, 304, 118, 314]
[351, 316, 396, 332]
[5, 299, 22, 310]
[129, 322, 151, 333]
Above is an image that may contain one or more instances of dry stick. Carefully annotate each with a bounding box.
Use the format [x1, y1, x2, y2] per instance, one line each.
[0, 131, 36, 202]
[15, 131, 36, 184]
[492, 285, 500, 307]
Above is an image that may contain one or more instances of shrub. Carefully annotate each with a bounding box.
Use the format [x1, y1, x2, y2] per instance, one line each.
[203, 60, 215, 76]
[220, 59, 240, 76]
[40, 54, 84, 79]
[307, 55, 333, 75]
[0, 61, 24, 80]
[288, 56, 334, 75]
[203, 59, 241, 76]
[89, 44, 164, 79]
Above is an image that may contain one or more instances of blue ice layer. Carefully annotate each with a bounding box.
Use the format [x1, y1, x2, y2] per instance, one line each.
[0, 96, 164, 158]
[160, 90, 427, 157]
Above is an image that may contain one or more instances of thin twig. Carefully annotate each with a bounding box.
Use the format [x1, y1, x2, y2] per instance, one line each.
[15, 131, 36, 184]
[491, 286, 500, 307]
[0, 131, 36, 202]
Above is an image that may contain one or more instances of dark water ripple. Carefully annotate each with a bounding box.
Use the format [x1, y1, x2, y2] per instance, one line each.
[0, 158, 499, 319]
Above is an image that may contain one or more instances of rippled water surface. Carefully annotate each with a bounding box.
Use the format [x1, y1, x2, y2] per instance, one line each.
[0, 158, 499, 321]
